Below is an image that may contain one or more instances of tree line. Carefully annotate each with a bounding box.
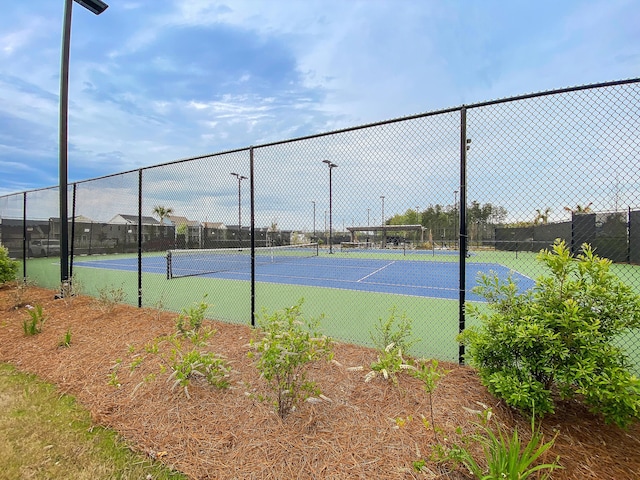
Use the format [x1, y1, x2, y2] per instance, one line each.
[386, 201, 508, 246]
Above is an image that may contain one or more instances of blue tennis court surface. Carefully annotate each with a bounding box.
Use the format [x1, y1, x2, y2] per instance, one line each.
[74, 253, 534, 302]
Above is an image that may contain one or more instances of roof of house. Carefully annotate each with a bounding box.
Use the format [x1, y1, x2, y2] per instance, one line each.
[107, 214, 160, 225]
[202, 222, 227, 229]
[166, 215, 201, 227]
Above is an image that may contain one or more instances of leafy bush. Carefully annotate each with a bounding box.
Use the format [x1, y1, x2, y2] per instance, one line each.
[250, 300, 333, 418]
[365, 342, 413, 384]
[365, 307, 418, 384]
[168, 349, 230, 398]
[0, 246, 19, 285]
[23, 304, 46, 336]
[460, 240, 640, 428]
[409, 359, 447, 441]
[96, 284, 127, 314]
[370, 306, 417, 353]
[11, 278, 34, 309]
[175, 295, 214, 345]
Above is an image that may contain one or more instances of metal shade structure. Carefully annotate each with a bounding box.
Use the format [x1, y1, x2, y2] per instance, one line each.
[58, 0, 109, 296]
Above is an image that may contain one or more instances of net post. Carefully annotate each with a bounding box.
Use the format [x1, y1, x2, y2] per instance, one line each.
[166, 250, 172, 280]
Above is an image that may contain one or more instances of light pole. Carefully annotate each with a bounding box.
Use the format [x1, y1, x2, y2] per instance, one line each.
[453, 190, 459, 249]
[416, 206, 420, 244]
[367, 208, 370, 244]
[311, 200, 316, 241]
[380, 195, 385, 248]
[59, 0, 109, 296]
[322, 160, 338, 253]
[230, 172, 247, 243]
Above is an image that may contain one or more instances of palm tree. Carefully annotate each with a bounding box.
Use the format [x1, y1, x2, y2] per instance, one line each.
[534, 207, 551, 225]
[152, 205, 174, 238]
[564, 202, 593, 214]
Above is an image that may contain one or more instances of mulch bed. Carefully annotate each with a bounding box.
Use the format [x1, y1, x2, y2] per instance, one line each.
[0, 285, 639, 479]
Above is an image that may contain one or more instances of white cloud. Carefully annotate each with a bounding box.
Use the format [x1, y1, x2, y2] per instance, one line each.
[0, 0, 638, 231]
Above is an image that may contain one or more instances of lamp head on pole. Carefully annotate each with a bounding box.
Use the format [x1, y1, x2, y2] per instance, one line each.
[74, 0, 109, 15]
[322, 159, 338, 169]
[230, 172, 248, 181]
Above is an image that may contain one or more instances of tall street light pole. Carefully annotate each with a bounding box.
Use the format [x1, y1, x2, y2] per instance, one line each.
[380, 195, 385, 248]
[59, 0, 109, 297]
[311, 201, 316, 240]
[231, 172, 248, 243]
[322, 160, 338, 253]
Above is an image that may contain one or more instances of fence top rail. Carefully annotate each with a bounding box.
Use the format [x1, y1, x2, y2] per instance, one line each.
[2, 77, 639, 200]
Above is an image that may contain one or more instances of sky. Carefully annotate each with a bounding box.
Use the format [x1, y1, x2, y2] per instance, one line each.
[0, 0, 639, 227]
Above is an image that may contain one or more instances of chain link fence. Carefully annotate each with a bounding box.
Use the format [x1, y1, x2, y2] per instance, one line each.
[2, 78, 639, 369]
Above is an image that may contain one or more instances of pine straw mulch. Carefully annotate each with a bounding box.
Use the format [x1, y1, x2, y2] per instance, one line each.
[0, 285, 639, 479]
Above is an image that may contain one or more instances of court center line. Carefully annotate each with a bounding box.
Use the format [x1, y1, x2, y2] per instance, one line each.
[357, 261, 396, 282]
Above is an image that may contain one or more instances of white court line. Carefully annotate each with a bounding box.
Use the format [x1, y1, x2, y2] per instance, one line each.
[357, 261, 395, 282]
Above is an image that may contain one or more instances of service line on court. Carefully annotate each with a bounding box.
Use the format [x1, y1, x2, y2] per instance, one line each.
[356, 261, 396, 282]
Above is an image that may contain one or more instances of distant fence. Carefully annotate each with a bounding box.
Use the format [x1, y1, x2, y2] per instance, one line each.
[2, 78, 639, 369]
[495, 210, 636, 262]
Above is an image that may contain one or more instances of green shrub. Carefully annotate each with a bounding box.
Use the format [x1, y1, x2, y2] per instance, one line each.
[23, 304, 46, 336]
[96, 284, 127, 314]
[365, 342, 413, 384]
[410, 359, 447, 441]
[250, 300, 333, 418]
[365, 307, 418, 384]
[0, 246, 19, 285]
[370, 306, 417, 353]
[11, 278, 34, 308]
[460, 240, 640, 428]
[58, 328, 72, 348]
[168, 349, 231, 398]
[175, 295, 214, 345]
[447, 409, 561, 479]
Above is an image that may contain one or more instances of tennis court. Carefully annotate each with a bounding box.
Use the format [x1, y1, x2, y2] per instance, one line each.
[73, 246, 535, 302]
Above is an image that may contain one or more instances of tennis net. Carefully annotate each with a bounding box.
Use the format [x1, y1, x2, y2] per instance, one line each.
[166, 243, 319, 279]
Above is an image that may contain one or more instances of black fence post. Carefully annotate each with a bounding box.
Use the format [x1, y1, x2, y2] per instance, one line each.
[250, 147, 256, 327]
[69, 183, 77, 280]
[22, 192, 27, 279]
[458, 106, 468, 365]
[138, 169, 143, 308]
[628, 206, 632, 264]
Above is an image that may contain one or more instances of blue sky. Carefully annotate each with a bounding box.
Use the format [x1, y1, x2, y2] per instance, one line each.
[0, 0, 639, 227]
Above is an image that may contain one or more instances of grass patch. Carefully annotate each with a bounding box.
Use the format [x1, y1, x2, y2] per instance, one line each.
[0, 363, 186, 480]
